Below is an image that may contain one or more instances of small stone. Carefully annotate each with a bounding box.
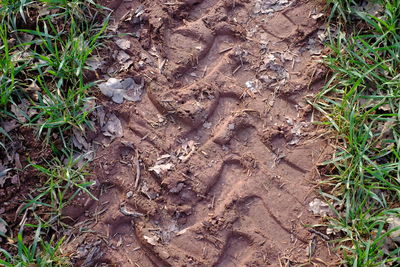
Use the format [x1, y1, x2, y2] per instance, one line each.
[126, 191, 133, 198]
[203, 122, 212, 129]
[159, 250, 170, 259]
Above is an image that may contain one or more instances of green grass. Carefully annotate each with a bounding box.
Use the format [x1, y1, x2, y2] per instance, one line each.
[0, 0, 108, 139]
[0, 24, 18, 108]
[0, 223, 70, 267]
[314, 0, 400, 265]
[0, 151, 93, 265]
[22, 151, 97, 226]
[0, 0, 109, 265]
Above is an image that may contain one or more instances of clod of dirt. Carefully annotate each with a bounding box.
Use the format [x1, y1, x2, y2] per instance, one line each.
[98, 78, 144, 104]
[101, 114, 123, 139]
[308, 198, 333, 217]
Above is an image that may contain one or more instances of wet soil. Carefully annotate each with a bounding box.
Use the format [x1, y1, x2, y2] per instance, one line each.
[61, 0, 338, 266]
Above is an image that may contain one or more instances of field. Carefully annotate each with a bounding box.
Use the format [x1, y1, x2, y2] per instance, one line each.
[0, 0, 399, 266]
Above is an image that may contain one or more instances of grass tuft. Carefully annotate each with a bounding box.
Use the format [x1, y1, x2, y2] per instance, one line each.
[1, 0, 108, 140]
[21, 150, 97, 225]
[315, 0, 400, 265]
[0, 0, 109, 265]
[0, 223, 70, 267]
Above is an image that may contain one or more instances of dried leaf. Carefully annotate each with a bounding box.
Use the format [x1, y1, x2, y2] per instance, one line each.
[149, 163, 174, 175]
[96, 107, 106, 127]
[1, 120, 19, 133]
[10, 104, 27, 123]
[308, 198, 332, 217]
[98, 78, 144, 104]
[254, 0, 290, 14]
[102, 114, 123, 139]
[203, 122, 212, 129]
[0, 165, 11, 179]
[14, 153, 22, 169]
[387, 216, 400, 243]
[0, 217, 7, 236]
[72, 128, 90, 150]
[311, 13, 324, 20]
[143, 235, 159, 246]
[0, 164, 12, 187]
[116, 39, 131, 50]
[169, 182, 184, 193]
[117, 50, 130, 63]
[86, 56, 104, 70]
[10, 175, 19, 185]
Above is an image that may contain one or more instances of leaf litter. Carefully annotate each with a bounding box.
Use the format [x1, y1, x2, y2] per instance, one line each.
[308, 198, 333, 217]
[149, 154, 174, 175]
[254, 0, 291, 14]
[98, 78, 144, 104]
[115, 39, 131, 50]
[101, 113, 123, 139]
[0, 217, 7, 236]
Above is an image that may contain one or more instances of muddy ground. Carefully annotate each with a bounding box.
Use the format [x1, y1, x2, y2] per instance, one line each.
[4, 0, 342, 266]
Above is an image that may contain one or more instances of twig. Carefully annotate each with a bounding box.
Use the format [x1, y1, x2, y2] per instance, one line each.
[203, 65, 208, 78]
[120, 205, 144, 217]
[134, 149, 141, 190]
[307, 228, 330, 241]
[219, 47, 233, 54]
[233, 64, 241, 74]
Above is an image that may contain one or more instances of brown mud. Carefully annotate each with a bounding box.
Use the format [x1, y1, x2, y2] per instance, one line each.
[62, 0, 338, 266]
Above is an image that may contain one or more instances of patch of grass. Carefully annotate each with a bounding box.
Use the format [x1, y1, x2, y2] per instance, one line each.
[21, 151, 97, 226]
[0, 0, 108, 139]
[0, 24, 21, 109]
[315, 0, 400, 265]
[0, 0, 34, 30]
[0, 223, 70, 267]
[0, 0, 109, 264]
[326, 0, 355, 21]
[0, 150, 95, 265]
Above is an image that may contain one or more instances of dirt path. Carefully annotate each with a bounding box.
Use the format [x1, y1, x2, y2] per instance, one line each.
[63, 0, 336, 266]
